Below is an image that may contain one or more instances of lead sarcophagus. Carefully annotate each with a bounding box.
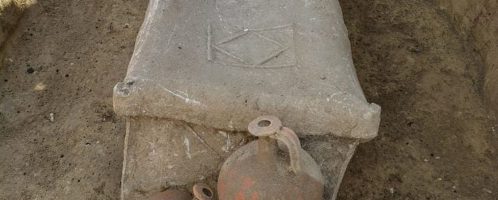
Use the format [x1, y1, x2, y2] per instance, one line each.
[113, 0, 381, 199]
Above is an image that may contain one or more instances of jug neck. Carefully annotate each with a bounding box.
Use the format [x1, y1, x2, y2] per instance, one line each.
[256, 137, 278, 163]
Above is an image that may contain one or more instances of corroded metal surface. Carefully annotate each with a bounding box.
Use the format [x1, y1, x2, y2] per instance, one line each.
[121, 118, 246, 199]
[149, 183, 214, 200]
[113, 0, 381, 140]
[114, 0, 380, 199]
[150, 189, 192, 200]
[120, 117, 357, 199]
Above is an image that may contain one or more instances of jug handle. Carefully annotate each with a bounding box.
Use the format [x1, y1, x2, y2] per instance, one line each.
[271, 127, 302, 174]
[248, 116, 303, 174]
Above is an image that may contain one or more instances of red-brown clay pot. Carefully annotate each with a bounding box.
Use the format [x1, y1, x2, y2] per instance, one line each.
[217, 116, 325, 200]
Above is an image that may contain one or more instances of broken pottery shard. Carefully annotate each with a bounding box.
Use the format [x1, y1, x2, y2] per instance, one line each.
[114, 0, 381, 199]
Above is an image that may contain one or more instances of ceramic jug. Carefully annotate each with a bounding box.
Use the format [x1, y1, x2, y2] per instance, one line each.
[218, 116, 325, 200]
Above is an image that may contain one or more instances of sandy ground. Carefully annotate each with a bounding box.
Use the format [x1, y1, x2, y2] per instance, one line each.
[0, 1, 147, 199]
[0, 0, 497, 200]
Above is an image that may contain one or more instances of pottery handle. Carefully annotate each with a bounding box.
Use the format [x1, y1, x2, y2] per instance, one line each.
[273, 127, 302, 174]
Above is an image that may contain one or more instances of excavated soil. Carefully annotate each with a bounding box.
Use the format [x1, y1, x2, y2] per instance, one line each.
[338, 0, 498, 199]
[0, 0, 497, 199]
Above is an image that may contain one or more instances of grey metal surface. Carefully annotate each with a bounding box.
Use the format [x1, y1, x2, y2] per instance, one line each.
[115, 0, 380, 199]
[113, 0, 380, 140]
[121, 118, 358, 200]
[121, 118, 246, 200]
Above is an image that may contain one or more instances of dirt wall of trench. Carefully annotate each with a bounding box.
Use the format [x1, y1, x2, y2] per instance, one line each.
[0, 2, 28, 49]
[437, 0, 498, 116]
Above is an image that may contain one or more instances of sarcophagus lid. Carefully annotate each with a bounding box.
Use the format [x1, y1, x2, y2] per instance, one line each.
[113, 0, 380, 140]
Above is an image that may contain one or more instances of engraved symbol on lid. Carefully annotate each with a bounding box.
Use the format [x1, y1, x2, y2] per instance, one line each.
[208, 24, 296, 69]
